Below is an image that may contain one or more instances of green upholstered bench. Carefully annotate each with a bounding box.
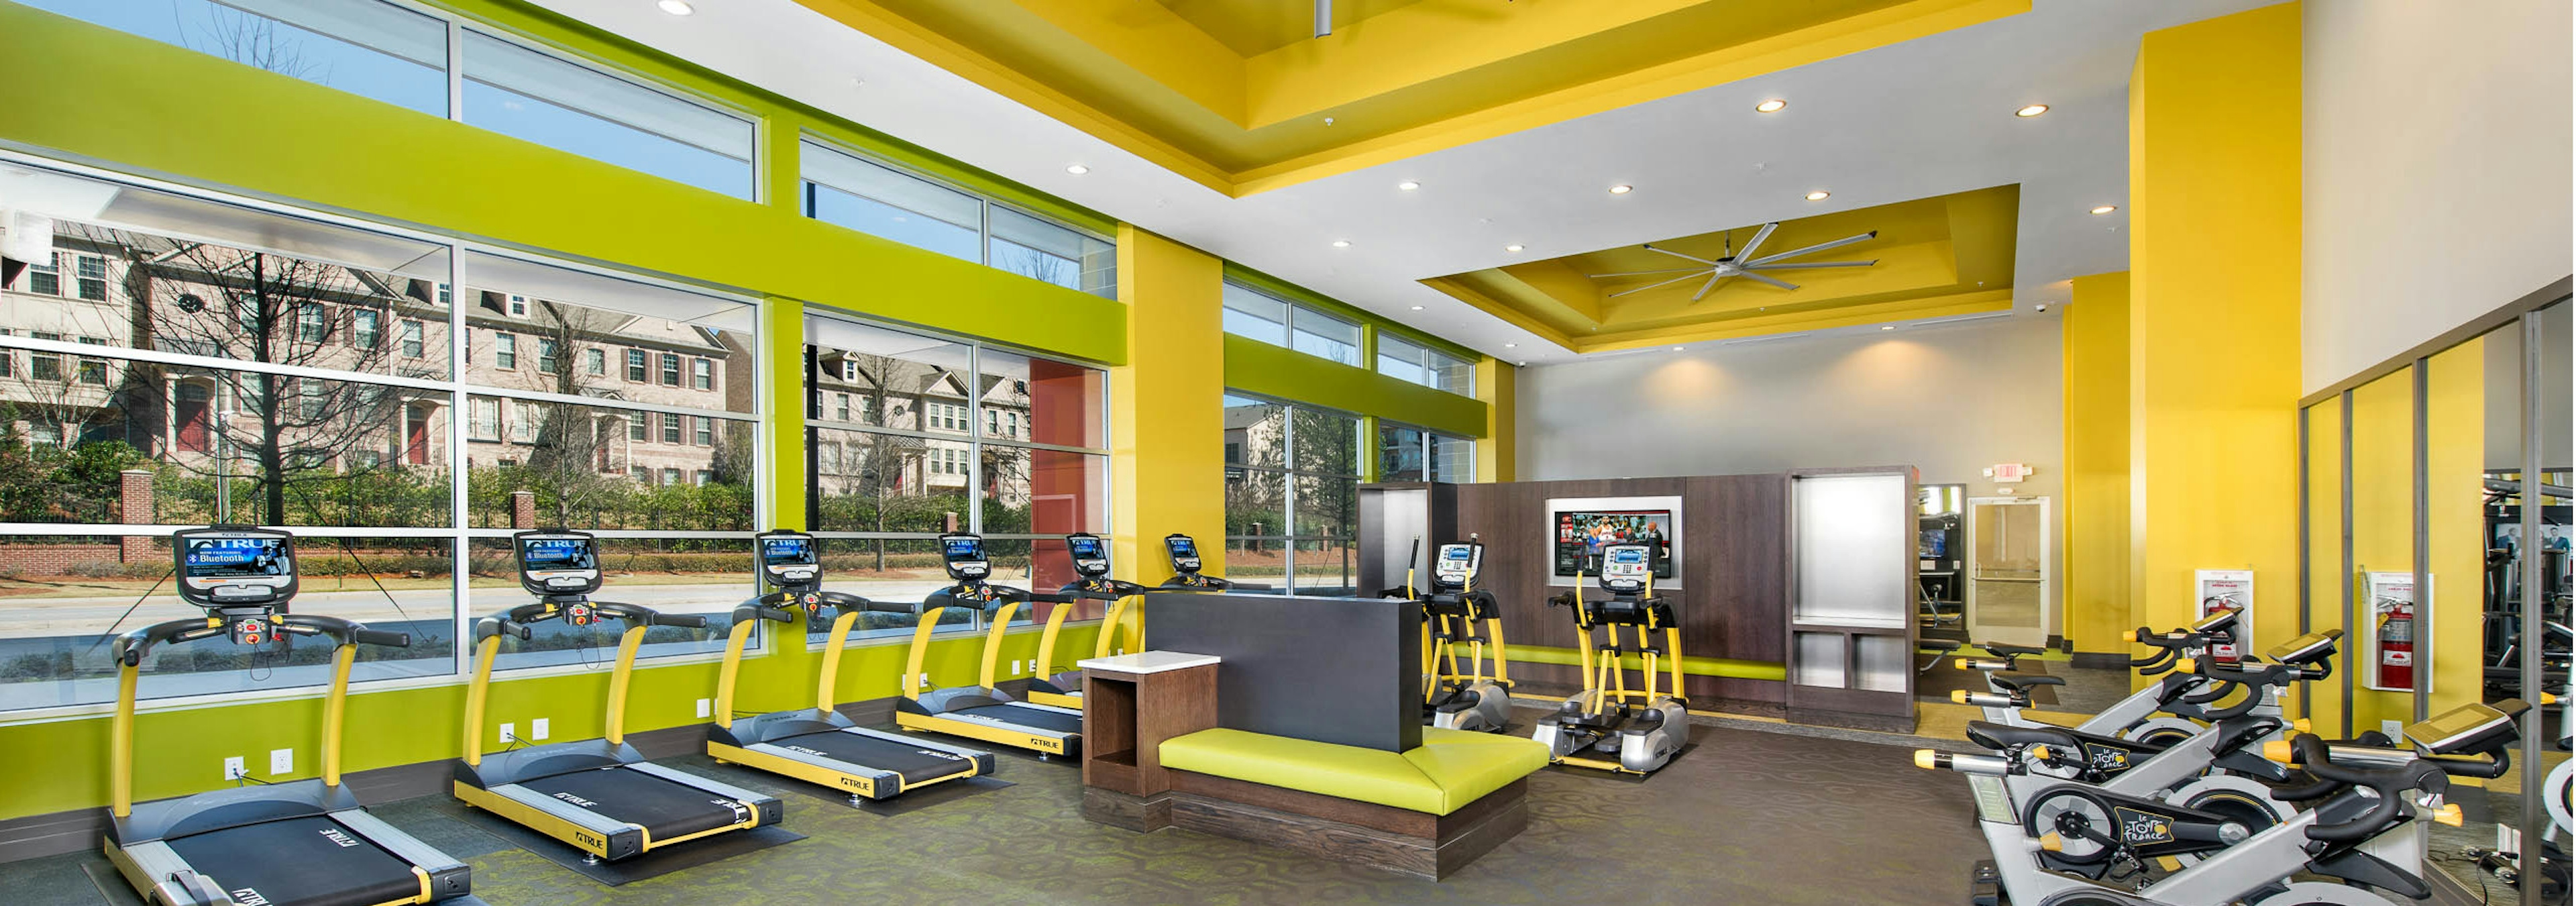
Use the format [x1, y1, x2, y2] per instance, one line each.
[1150, 727, 1548, 878]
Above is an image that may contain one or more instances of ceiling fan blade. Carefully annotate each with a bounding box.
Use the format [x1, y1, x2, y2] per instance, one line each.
[1642, 244, 1719, 265]
[1586, 267, 1707, 279]
[1743, 259, 1879, 270]
[1690, 270, 1729, 300]
[1607, 270, 1714, 298]
[1746, 230, 1879, 266]
[1733, 222, 1780, 262]
[1738, 271, 1799, 291]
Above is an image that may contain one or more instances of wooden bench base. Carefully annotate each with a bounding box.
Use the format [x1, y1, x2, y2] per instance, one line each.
[1083, 772, 1529, 880]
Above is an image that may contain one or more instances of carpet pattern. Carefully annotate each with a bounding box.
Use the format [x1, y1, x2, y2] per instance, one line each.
[5, 721, 1991, 905]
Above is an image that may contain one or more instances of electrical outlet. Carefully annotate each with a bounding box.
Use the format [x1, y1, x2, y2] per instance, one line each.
[223, 756, 245, 781]
[269, 748, 293, 776]
[500, 722, 515, 744]
[2381, 719, 2404, 741]
[918, 672, 932, 689]
[696, 698, 712, 719]
[531, 718, 550, 741]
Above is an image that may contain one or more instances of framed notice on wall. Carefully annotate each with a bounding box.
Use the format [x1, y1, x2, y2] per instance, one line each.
[2358, 571, 2427, 694]
[2193, 570, 2253, 664]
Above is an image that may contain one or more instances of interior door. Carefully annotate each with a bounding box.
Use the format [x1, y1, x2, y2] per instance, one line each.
[1968, 497, 2051, 648]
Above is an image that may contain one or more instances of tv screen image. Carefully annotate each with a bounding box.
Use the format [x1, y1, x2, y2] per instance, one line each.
[1552, 509, 1674, 578]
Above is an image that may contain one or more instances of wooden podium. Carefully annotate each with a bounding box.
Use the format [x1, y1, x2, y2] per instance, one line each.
[1077, 651, 1219, 831]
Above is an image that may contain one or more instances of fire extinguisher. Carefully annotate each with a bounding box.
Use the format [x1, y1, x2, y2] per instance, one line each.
[2375, 597, 2415, 689]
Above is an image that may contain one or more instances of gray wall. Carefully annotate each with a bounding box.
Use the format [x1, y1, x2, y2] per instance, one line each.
[1518, 315, 2066, 632]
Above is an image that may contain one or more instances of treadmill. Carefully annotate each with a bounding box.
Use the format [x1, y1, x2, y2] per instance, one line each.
[706, 530, 997, 803]
[1157, 533, 1234, 591]
[1021, 533, 1147, 709]
[452, 530, 782, 863]
[105, 525, 471, 906]
[893, 533, 1087, 759]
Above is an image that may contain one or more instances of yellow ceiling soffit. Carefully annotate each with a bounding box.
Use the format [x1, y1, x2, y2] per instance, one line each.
[793, 0, 2029, 196]
[1582, 290, 2016, 353]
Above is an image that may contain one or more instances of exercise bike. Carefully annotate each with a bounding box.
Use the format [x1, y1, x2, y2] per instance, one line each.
[1951, 609, 2251, 746]
[1531, 544, 1688, 775]
[1384, 536, 1515, 733]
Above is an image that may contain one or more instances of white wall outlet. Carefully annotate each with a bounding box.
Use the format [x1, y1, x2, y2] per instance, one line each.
[918, 672, 932, 689]
[223, 756, 246, 781]
[696, 698, 712, 719]
[531, 718, 550, 741]
[269, 748, 293, 776]
[2381, 719, 2404, 740]
[499, 722, 516, 744]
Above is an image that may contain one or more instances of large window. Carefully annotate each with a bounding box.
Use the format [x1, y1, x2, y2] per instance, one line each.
[1224, 394, 1362, 595]
[1377, 335, 1475, 397]
[0, 162, 762, 711]
[1377, 422, 1475, 484]
[1222, 283, 1361, 366]
[806, 314, 1110, 641]
[802, 140, 1116, 298]
[28, 0, 756, 199]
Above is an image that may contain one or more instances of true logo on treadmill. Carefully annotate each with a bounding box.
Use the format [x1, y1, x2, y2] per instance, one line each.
[553, 791, 600, 807]
[231, 889, 272, 906]
[317, 827, 362, 848]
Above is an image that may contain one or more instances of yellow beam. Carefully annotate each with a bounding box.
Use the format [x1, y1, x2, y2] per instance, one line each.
[1579, 290, 2014, 353]
[1474, 358, 1516, 483]
[2064, 272, 2131, 654]
[1112, 225, 1227, 581]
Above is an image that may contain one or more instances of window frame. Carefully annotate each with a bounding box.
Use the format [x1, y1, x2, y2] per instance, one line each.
[798, 134, 1116, 298]
[1222, 391, 1364, 595]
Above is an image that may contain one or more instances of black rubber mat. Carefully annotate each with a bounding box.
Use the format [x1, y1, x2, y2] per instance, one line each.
[948, 703, 1082, 736]
[516, 766, 753, 842]
[777, 729, 983, 785]
[161, 815, 423, 906]
[447, 799, 802, 887]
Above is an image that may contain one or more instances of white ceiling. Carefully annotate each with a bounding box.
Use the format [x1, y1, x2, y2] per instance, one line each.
[535, 0, 2273, 365]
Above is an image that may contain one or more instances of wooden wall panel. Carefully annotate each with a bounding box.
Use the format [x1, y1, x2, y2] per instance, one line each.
[1684, 474, 1789, 664]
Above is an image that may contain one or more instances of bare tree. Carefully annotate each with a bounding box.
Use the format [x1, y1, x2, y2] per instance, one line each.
[184, 5, 319, 81]
[517, 299, 628, 527]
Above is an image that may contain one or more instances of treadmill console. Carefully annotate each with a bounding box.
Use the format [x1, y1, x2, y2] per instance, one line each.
[517, 530, 602, 601]
[1431, 540, 1482, 591]
[1599, 544, 1653, 595]
[1067, 533, 1110, 578]
[757, 530, 821, 593]
[1164, 534, 1203, 576]
[941, 533, 991, 582]
[173, 527, 299, 645]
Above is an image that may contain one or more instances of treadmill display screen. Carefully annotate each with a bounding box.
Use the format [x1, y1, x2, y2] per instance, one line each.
[1167, 536, 1198, 560]
[945, 537, 983, 560]
[521, 538, 597, 571]
[761, 537, 815, 566]
[183, 537, 289, 580]
[1068, 536, 1105, 560]
[1442, 546, 1474, 564]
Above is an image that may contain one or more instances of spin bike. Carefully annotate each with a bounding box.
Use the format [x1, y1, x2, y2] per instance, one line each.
[1530, 544, 1688, 774]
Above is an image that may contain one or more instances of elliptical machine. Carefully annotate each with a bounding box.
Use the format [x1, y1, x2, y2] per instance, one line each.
[1531, 544, 1688, 774]
[1396, 536, 1513, 733]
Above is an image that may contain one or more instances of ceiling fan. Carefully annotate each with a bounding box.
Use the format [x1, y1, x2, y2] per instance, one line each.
[1587, 223, 1880, 300]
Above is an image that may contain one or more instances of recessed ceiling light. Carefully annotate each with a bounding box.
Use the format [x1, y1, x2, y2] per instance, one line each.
[1331, 240, 1351, 248]
[1672, 346, 1684, 352]
[1805, 190, 1830, 201]
[2090, 205, 2117, 215]
[1756, 99, 1788, 113]
[1504, 244, 1525, 252]
[2015, 103, 2049, 117]
[1397, 180, 1421, 191]
[1609, 184, 1634, 195]
[1503, 343, 1518, 348]
[1880, 325, 1896, 330]
[656, 0, 694, 15]
[1065, 164, 1089, 175]
[1409, 305, 1425, 310]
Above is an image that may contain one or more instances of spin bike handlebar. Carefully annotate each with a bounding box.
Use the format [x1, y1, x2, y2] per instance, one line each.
[2286, 734, 2449, 842]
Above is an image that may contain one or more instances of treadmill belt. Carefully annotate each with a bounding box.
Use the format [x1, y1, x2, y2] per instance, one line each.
[518, 766, 749, 842]
[953, 703, 1082, 735]
[775, 730, 979, 785]
[162, 815, 421, 906]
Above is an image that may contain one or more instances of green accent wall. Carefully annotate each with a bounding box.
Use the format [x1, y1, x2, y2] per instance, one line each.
[1504, 645, 1788, 682]
[1224, 336, 1488, 438]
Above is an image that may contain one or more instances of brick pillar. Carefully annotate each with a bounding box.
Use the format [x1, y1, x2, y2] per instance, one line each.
[511, 491, 537, 530]
[118, 468, 154, 562]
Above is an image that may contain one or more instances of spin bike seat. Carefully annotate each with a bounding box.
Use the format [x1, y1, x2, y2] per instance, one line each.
[1965, 721, 2080, 752]
[1989, 673, 2065, 692]
[1982, 644, 2047, 658]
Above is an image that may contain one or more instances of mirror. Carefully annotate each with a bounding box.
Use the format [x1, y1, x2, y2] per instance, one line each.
[1917, 483, 1966, 640]
[2347, 368, 2418, 735]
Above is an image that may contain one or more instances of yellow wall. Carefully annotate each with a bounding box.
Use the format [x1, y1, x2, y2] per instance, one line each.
[1112, 225, 1228, 582]
[1477, 358, 1518, 482]
[2127, 4, 2304, 678]
[2065, 273, 2133, 653]
[2424, 342, 2486, 728]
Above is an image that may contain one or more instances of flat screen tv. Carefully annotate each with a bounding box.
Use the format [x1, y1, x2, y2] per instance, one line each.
[1551, 509, 1674, 579]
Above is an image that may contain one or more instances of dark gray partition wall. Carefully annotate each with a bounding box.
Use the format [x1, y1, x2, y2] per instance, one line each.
[1143, 592, 1422, 752]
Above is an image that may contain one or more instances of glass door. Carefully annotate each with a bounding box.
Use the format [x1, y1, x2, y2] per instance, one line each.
[1968, 497, 2051, 648]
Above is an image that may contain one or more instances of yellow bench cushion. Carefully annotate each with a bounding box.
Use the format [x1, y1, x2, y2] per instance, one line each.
[1160, 727, 1547, 815]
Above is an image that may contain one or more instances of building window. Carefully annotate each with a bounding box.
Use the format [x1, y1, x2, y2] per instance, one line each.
[25, 253, 60, 295]
[507, 295, 528, 317]
[74, 254, 108, 301]
[494, 333, 517, 369]
[628, 415, 646, 442]
[77, 358, 108, 387]
[509, 401, 539, 442]
[469, 397, 500, 440]
[626, 348, 648, 381]
[29, 332, 62, 381]
[401, 320, 425, 358]
[0, 330, 13, 378]
[294, 302, 328, 342]
[354, 310, 382, 350]
[692, 358, 712, 390]
[1377, 335, 1474, 396]
[460, 30, 755, 199]
[1222, 393, 1362, 595]
[537, 338, 561, 374]
[1221, 282, 1360, 366]
[660, 353, 681, 386]
[33, 0, 448, 117]
[801, 139, 1116, 297]
[298, 380, 327, 418]
[694, 416, 712, 446]
[584, 348, 606, 375]
[834, 393, 850, 421]
[661, 411, 682, 444]
[840, 359, 857, 381]
[694, 470, 712, 486]
[661, 466, 682, 485]
[631, 465, 649, 483]
[924, 401, 969, 432]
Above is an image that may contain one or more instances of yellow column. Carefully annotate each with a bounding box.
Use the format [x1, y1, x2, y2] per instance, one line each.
[1112, 225, 1226, 581]
[2064, 272, 2131, 654]
[741, 297, 810, 702]
[2127, 5, 2302, 682]
[1474, 358, 1517, 483]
